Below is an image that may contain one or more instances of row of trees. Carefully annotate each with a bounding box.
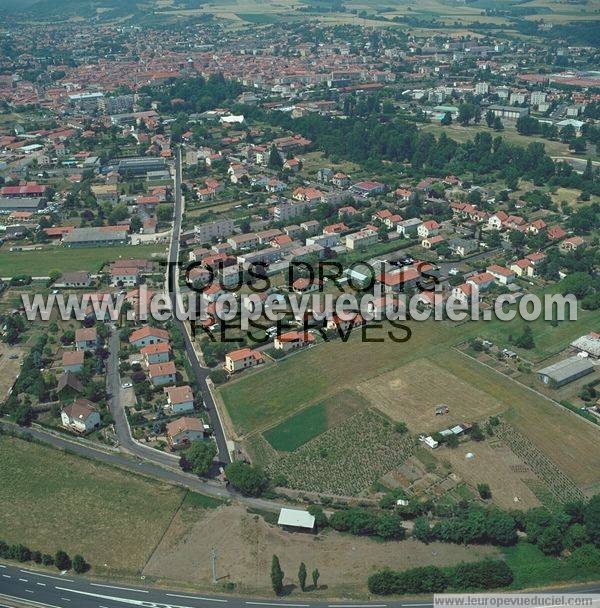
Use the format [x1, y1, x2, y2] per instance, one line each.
[0, 542, 87, 573]
[368, 559, 514, 595]
[270, 556, 320, 595]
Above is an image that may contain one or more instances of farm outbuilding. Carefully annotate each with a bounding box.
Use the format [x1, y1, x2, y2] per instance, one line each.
[537, 356, 595, 388]
[277, 508, 315, 532]
[571, 333, 600, 358]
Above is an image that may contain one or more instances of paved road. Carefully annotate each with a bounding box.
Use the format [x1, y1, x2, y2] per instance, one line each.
[1, 563, 599, 608]
[168, 147, 231, 465]
[0, 422, 286, 513]
[105, 328, 180, 469]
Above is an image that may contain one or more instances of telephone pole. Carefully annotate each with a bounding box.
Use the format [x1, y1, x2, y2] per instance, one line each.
[211, 547, 217, 584]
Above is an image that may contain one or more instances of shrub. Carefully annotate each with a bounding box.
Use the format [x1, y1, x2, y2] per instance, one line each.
[55, 550, 71, 571]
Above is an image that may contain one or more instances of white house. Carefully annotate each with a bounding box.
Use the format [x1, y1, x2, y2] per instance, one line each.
[164, 385, 195, 415]
[166, 416, 206, 449]
[417, 220, 439, 239]
[61, 399, 101, 433]
[129, 326, 170, 348]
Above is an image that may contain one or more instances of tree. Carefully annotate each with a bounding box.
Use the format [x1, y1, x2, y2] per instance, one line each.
[271, 555, 284, 595]
[298, 562, 307, 591]
[183, 440, 217, 476]
[538, 525, 564, 555]
[493, 116, 504, 131]
[156, 204, 173, 223]
[412, 516, 432, 543]
[72, 554, 87, 574]
[376, 513, 406, 540]
[441, 112, 452, 126]
[485, 110, 495, 128]
[268, 144, 283, 170]
[471, 423, 484, 442]
[477, 483, 492, 500]
[445, 434, 459, 448]
[225, 461, 269, 496]
[565, 523, 589, 551]
[583, 495, 600, 544]
[55, 550, 71, 571]
[312, 567, 320, 590]
[458, 103, 476, 126]
[307, 504, 328, 530]
[514, 325, 535, 350]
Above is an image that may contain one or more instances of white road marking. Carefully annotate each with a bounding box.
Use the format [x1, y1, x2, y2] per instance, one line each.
[246, 603, 310, 607]
[25, 589, 34, 594]
[0, 592, 63, 608]
[328, 605, 388, 607]
[167, 593, 228, 602]
[61, 598, 71, 602]
[0, 565, 5, 569]
[18, 578, 28, 582]
[1, 575, 10, 579]
[91, 583, 149, 593]
[19, 570, 74, 583]
[36, 582, 46, 587]
[56, 586, 200, 607]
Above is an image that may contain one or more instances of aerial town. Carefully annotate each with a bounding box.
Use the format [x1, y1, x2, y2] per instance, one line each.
[0, 0, 599, 605]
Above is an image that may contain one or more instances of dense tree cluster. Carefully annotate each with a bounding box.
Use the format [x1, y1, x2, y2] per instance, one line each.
[368, 559, 514, 595]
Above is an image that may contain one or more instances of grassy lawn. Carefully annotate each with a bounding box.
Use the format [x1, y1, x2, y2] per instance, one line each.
[422, 122, 597, 161]
[504, 542, 600, 589]
[0, 435, 207, 577]
[263, 389, 365, 451]
[0, 244, 166, 276]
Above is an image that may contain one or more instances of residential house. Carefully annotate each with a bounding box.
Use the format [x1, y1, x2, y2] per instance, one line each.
[148, 361, 177, 386]
[486, 264, 515, 285]
[141, 342, 171, 365]
[417, 220, 440, 239]
[56, 371, 84, 398]
[129, 326, 170, 348]
[488, 211, 509, 230]
[166, 416, 206, 449]
[377, 267, 421, 293]
[164, 385, 195, 415]
[274, 330, 316, 352]
[62, 350, 84, 373]
[397, 218, 422, 237]
[75, 327, 97, 351]
[345, 229, 378, 251]
[224, 347, 263, 373]
[54, 271, 92, 289]
[467, 272, 495, 291]
[422, 235, 445, 249]
[449, 238, 477, 257]
[561, 236, 585, 252]
[61, 399, 101, 433]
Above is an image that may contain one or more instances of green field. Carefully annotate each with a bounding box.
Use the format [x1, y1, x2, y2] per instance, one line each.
[0, 244, 166, 276]
[504, 542, 600, 589]
[263, 389, 365, 451]
[0, 435, 220, 576]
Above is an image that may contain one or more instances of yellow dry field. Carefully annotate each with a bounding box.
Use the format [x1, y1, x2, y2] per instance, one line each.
[357, 358, 506, 434]
[438, 442, 542, 510]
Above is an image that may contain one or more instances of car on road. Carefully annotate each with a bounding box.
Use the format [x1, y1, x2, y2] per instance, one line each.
[8, 354, 18, 359]
[448, 267, 459, 276]
[121, 382, 133, 389]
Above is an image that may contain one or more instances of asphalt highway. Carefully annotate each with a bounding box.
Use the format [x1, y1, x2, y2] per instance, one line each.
[1, 563, 600, 608]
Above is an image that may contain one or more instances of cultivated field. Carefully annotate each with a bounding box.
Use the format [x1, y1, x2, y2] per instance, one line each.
[0, 436, 188, 577]
[263, 389, 365, 451]
[357, 358, 506, 434]
[143, 503, 499, 596]
[438, 440, 542, 510]
[221, 320, 600, 497]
